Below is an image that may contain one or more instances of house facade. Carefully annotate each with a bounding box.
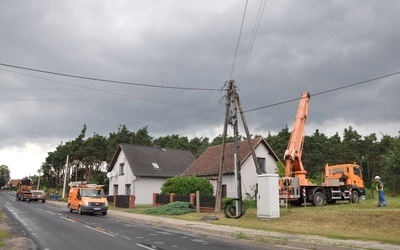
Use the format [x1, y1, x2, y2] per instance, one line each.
[107, 144, 196, 205]
[182, 137, 279, 199]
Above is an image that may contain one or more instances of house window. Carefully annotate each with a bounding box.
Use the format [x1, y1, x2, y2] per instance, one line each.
[125, 184, 131, 196]
[258, 157, 266, 173]
[151, 162, 160, 169]
[119, 163, 125, 175]
[113, 185, 118, 195]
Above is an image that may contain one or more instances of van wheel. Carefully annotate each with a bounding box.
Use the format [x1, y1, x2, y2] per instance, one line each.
[42, 199, 46, 203]
[101, 212, 107, 216]
[68, 204, 73, 212]
[78, 206, 83, 215]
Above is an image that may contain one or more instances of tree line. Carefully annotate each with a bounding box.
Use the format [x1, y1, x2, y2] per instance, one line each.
[27, 124, 400, 195]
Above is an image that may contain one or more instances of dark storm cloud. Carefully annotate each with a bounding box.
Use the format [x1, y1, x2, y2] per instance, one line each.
[0, 0, 399, 178]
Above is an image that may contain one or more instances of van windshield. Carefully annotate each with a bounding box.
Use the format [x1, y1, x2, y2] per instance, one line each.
[80, 189, 106, 198]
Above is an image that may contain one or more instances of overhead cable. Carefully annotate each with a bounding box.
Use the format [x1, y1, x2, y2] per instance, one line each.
[244, 70, 400, 113]
[0, 62, 220, 91]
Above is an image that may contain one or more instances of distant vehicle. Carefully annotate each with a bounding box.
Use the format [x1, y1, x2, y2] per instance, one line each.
[67, 181, 108, 215]
[28, 190, 46, 203]
[16, 178, 35, 201]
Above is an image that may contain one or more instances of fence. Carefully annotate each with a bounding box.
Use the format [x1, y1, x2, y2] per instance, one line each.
[153, 193, 218, 212]
[107, 195, 135, 208]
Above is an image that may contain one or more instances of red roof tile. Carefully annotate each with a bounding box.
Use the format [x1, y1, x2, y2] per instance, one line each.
[182, 137, 278, 176]
[8, 179, 20, 186]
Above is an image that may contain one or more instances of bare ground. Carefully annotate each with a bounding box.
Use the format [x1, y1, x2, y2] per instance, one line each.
[0, 210, 28, 250]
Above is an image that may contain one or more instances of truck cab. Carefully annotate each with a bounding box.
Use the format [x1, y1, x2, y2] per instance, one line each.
[325, 163, 365, 189]
[324, 163, 366, 203]
[67, 182, 108, 215]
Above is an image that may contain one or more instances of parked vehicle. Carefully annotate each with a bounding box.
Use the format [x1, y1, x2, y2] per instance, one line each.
[279, 92, 365, 206]
[67, 181, 108, 215]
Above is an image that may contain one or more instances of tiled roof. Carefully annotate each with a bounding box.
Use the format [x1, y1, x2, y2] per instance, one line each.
[8, 179, 20, 186]
[108, 144, 196, 178]
[182, 137, 279, 176]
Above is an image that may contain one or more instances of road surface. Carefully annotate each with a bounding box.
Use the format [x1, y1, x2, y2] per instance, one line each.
[0, 191, 285, 250]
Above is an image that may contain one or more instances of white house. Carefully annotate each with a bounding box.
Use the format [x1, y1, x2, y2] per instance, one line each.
[182, 137, 279, 199]
[107, 144, 196, 205]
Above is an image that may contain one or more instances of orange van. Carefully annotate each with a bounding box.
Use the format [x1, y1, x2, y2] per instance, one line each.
[67, 182, 108, 215]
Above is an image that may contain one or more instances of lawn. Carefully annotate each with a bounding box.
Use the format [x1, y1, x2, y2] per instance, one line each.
[114, 196, 400, 245]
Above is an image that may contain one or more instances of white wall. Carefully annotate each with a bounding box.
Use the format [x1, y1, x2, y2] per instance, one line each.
[210, 145, 278, 199]
[241, 145, 278, 198]
[134, 177, 166, 205]
[108, 151, 167, 205]
[108, 151, 132, 195]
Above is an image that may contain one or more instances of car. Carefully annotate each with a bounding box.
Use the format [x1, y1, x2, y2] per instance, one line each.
[28, 190, 46, 203]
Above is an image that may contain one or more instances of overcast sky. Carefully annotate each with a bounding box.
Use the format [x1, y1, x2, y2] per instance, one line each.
[1, 1, 399, 179]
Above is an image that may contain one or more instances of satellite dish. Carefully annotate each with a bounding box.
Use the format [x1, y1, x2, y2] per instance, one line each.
[106, 172, 112, 178]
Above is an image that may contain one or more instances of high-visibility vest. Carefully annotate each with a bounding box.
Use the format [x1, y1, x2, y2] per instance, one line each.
[376, 181, 384, 191]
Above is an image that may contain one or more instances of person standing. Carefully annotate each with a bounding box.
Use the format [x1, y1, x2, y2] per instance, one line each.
[374, 176, 387, 207]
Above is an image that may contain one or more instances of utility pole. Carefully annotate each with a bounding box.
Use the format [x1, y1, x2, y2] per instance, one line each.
[232, 92, 242, 216]
[62, 155, 69, 199]
[215, 81, 233, 213]
[214, 80, 262, 215]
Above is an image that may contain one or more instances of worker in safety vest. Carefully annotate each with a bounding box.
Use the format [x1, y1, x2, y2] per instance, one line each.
[374, 176, 387, 207]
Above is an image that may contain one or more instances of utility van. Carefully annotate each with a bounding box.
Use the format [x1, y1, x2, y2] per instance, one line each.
[67, 182, 108, 215]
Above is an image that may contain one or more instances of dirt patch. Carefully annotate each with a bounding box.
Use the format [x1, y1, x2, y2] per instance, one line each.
[0, 209, 28, 250]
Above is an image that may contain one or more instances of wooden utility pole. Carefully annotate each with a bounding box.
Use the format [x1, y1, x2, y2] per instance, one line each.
[215, 81, 233, 213]
[214, 80, 262, 214]
[236, 90, 262, 175]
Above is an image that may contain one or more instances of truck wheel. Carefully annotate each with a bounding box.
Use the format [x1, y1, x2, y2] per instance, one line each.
[42, 199, 46, 203]
[27, 198, 30, 203]
[78, 206, 83, 215]
[351, 191, 360, 203]
[67, 204, 73, 212]
[101, 212, 107, 216]
[312, 192, 325, 206]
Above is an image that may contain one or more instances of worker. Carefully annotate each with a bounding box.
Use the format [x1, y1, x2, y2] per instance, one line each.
[374, 176, 387, 207]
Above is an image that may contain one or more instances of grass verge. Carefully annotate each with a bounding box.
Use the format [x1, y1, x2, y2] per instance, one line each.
[114, 197, 400, 245]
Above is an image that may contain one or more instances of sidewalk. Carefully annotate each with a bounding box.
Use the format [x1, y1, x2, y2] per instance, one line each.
[47, 200, 400, 250]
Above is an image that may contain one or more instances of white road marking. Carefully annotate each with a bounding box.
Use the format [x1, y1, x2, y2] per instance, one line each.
[84, 225, 114, 237]
[136, 244, 156, 249]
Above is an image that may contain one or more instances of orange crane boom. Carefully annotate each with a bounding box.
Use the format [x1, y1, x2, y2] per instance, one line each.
[283, 92, 310, 185]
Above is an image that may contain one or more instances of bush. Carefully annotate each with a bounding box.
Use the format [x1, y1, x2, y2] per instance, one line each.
[222, 198, 256, 209]
[143, 202, 195, 215]
[161, 176, 213, 195]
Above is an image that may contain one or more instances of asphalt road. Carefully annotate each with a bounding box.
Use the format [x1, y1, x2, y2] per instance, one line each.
[0, 191, 283, 250]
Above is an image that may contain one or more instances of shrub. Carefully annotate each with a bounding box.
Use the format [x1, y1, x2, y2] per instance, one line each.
[161, 175, 213, 195]
[143, 202, 195, 215]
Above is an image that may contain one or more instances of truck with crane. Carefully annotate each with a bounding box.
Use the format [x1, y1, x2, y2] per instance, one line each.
[16, 178, 36, 202]
[279, 92, 365, 206]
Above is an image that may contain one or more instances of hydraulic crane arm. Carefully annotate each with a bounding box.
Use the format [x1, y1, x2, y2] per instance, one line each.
[284, 92, 310, 181]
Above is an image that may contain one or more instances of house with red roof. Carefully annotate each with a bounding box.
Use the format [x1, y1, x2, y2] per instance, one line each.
[5, 179, 20, 189]
[182, 137, 280, 199]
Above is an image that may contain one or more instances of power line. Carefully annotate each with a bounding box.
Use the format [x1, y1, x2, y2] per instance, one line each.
[244, 71, 400, 113]
[0, 66, 221, 113]
[0, 62, 221, 91]
[229, 0, 249, 80]
[237, 0, 267, 85]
